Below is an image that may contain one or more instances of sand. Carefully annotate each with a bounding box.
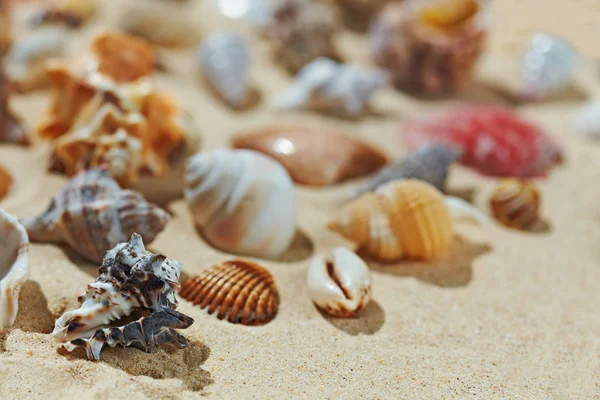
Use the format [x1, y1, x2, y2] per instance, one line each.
[1, 1, 599, 399]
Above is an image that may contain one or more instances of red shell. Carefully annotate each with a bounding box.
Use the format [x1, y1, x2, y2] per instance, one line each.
[400, 106, 563, 177]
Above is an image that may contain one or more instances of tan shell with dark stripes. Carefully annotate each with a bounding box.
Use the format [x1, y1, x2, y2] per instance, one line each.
[179, 260, 280, 326]
[489, 179, 541, 230]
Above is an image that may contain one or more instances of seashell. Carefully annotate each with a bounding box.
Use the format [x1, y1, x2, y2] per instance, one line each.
[520, 33, 579, 100]
[210, 0, 270, 26]
[120, 0, 201, 47]
[401, 106, 564, 177]
[573, 99, 600, 140]
[198, 33, 252, 110]
[232, 126, 389, 186]
[0, 165, 13, 202]
[0, 209, 30, 329]
[272, 58, 388, 118]
[369, 0, 487, 94]
[0, 6, 11, 56]
[328, 180, 454, 261]
[20, 168, 170, 264]
[4, 28, 67, 93]
[185, 149, 297, 260]
[32, 0, 97, 28]
[307, 247, 371, 318]
[54, 233, 193, 360]
[329, 0, 392, 32]
[180, 259, 279, 325]
[489, 179, 541, 230]
[0, 69, 29, 146]
[267, 0, 340, 73]
[352, 144, 461, 198]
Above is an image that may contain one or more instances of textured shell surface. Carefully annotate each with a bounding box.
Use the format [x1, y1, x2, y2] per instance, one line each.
[232, 126, 389, 186]
[20, 168, 170, 264]
[4, 28, 67, 92]
[328, 179, 454, 261]
[272, 57, 388, 118]
[0, 209, 30, 329]
[185, 149, 297, 260]
[489, 179, 541, 230]
[352, 144, 461, 198]
[199, 33, 251, 109]
[0, 165, 12, 201]
[53, 233, 183, 342]
[307, 247, 371, 318]
[180, 259, 280, 325]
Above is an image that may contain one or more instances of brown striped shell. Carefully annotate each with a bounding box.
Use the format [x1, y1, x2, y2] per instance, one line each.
[180, 260, 280, 326]
[489, 179, 541, 230]
[328, 179, 454, 261]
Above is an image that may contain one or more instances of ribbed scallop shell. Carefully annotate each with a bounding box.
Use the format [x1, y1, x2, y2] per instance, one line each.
[180, 259, 279, 326]
[0, 209, 29, 329]
[185, 149, 297, 260]
[328, 180, 453, 261]
[20, 168, 170, 263]
[489, 179, 541, 230]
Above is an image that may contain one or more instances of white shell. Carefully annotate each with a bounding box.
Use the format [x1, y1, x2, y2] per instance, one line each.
[185, 149, 297, 259]
[4, 28, 66, 91]
[521, 33, 579, 99]
[199, 33, 251, 109]
[272, 57, 388, 118]
[573, 99, 600, 139]
[0, 209, 30, 329]
[307, 247, 371, 318]
[210, 0, 270, 26]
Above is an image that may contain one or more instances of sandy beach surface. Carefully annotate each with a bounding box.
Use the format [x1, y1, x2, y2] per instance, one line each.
[1, 1, 599, 399]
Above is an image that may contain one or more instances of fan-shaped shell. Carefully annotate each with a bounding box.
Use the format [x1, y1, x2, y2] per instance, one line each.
[0, 209, 29, 329]
[185, 149, 297, 260]
[489, 179, 541, 230]
[180, 259, 279, 326]
[328, 180, 453, 261]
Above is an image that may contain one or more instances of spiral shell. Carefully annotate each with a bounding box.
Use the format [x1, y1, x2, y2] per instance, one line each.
[180, 259, 279, 326]
[20, 169, 170, 264]
[328, 180, 453, 261]
[185, 149, 297, 260]
[489, 179, 541, 230]
[0, 209, 30, 329]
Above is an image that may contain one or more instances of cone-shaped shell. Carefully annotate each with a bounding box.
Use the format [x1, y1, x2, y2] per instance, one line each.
[0, 209, 30, 328]
[180, 259, 279, 326]
[328, 180, 453, 261]
[489, 179, 541, 230]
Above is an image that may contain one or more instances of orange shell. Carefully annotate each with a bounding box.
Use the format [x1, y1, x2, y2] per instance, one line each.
[328, 180, 453, 260]
[91, 32, 156, 83]
[420, 0, 479, 28]
[179, 259, 279, 326]
[489, 179, 541, 230]
[0, 165, 12, 201]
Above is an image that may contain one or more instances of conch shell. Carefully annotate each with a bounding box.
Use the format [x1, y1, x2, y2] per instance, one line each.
[199, 33, 252, 110]
[54, 233, 193, 360]
[20, 168, 170, 264]
[328, 180, 454, 261]
[32, 0, 97, 28]
[185, 149, 297, 260]
[0, 69, 28, 145]
[307, 247, 371, 318]
[489, 179, 541, 230]
[180, 259, 280, 326]
[0, 209, 30, 329]
[272, 58, 388, 118]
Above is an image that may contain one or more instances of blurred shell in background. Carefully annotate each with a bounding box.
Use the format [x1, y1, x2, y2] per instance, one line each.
[0, 165, 12, 201]
[272, 57, 388, 118]
[573, 99, 600, 140]
[0, 5, 11, 55]
[185, 149, 297, 260]
[32, 0, 97, 28]
[0, 69, 28, 145]
[199, 33, 252, 110]
[489, 179, 541, 230]
[328, 0, 393, 32]
[232, 126, 389, 186]
[211, 0, 271, 26]
[0, 209, 29, 329]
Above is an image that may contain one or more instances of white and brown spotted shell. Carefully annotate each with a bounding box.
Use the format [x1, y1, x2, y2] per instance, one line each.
[180, 259, 279, 326]
[20, 168, 170, 264]
[185, 149, 297, 260]
[0, 209, 30, 329]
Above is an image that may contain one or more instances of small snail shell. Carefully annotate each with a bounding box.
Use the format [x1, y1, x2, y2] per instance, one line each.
[328, 180, 453, 261]
[185, 149, 297, 260]
[307, 247, 372, 318]
[489, 179, 541, 230]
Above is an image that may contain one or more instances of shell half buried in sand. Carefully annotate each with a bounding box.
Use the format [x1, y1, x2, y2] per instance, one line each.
[185, 149, 297, 260]
[0, 209, 30, 329]
[54, 233, 193, 360]
[180, 259, 280, 326]
[308, 247, 372, 318]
